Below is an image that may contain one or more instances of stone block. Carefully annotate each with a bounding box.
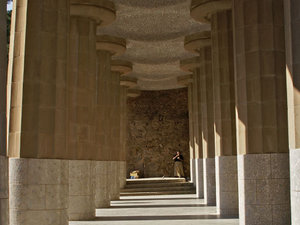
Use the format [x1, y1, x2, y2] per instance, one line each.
[238, 153, 290, 225]
[9, 158, 69, 225]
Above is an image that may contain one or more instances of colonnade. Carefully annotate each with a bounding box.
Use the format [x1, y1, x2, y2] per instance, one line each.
[0, 0, 299, 225]
[1, 0, 138, 224]
[182, 0, 300, 224]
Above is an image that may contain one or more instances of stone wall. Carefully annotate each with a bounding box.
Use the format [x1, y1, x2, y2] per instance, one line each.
[127, 88, 190, 178]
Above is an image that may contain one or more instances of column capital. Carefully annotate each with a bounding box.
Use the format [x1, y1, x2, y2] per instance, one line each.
[180, 57, 201, 72]
[96, 35, 126, 55]
[120, 76, 137, 88]
[127, 89, 141, 98]
[71, 0, 116, 25]
[184, 31, 211, 53]
[190, 0, 232, 23]
[111, 60, 133, 75]
[177, 74, 194, 86]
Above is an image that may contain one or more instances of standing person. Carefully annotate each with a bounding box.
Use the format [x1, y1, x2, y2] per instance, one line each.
[173, 151, 184, 178]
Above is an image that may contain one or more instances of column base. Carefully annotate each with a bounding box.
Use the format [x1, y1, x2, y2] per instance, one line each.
[119, 161, 126, 189]
[190, 158, 196, 185]
[290, 149, 300, 225]
[0, 155, 8, 225]
[69, 160, 95, 221]
[109, 161, 120, 201]
[195, 158, 203, 198]
[203, 158, 216, 205]
[215, 155, 238, 217]
[9, 158, 69, 225]
[238, 153, 290, 225]
[93, 161, 110, 208]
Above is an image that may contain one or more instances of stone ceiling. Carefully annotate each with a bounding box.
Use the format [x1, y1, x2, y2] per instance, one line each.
[97, 0, 210, 90]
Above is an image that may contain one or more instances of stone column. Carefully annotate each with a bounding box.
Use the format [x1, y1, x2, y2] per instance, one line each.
[7, 0, 72, 224]
[68, 0, 116, 220]
[180, 58, 203, 198]
[95, 35, 126, 202]
[233, 0, 290, 224]
[191, 1, 238, 215]
[0, 0, 8, 224]
[177, 74, 197, 185]
[184, 32, 215, 204]
[211, 9, 238, 217]
[199, 47, 216, 206]
[93, 161, 109, 208]
[284, 1, 300, 224]
[188, 83, 196, 184]
[111, 60, 133, 188]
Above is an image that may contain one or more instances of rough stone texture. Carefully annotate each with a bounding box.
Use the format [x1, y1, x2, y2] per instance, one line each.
[0, 156, 8, 225]
[238, 153, 290, 225]
[190, 159, 196, 184]
[195, 158, 203, 198]
[97, 0, 210, 90]
[93, 161, 110, 208]
[127, 89, 190, 178]
[119, 161, 127, 188]
[69, 160, 95, 221]
[215, 156, 238, 216]
[203, 158, 216, 205]
[290, 149, 300, 225]
[9, 158, 69, 225]
[108, 161, 120, 200]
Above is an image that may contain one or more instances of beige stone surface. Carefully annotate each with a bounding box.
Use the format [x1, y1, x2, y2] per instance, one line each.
[7, 0, 70, 159]
[93, 161, 110, 208]
[233, 0, 288, 155]
[198, 47, 214, 159]
[70, 0, 116, 26]
[191, 0, 232, 23]
[127, 89, 190, 178]
[211, 10, 236, 157]
[108, 161, 121, 200]
[238, 153, 290, 225]
[0, 156, 8, 225]
[69, 160, 95, 220]
[203, 157, 216, 205]
[68, 13, 98, 160]
[215, 156, 238, 216]
[0, 0, 6, 157]
[9, 158, 69, 225]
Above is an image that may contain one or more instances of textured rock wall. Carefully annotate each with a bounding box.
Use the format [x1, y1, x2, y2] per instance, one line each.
[127, 88, 190, 178]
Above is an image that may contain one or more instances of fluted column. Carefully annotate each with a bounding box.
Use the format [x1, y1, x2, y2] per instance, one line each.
[184, 32, 215, 205]
[111, 60, 133, 188]
[0, 0, 8, 224]
[68, 1, 116, 220]
[95, 35, 126, 203]
[180, 58, 203, 198]
[211, 9, 238, 216]
[191, 1, 238, 215]
[233, 0, 290, 224]
[177, 75, 196, 184]
[7, 0, 72, 224]
[284, 1, 300, 224]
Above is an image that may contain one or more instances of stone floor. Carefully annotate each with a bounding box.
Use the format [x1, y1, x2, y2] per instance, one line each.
[70, 194, 239, 225]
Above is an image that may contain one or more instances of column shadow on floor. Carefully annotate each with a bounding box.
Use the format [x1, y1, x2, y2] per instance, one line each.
[110, 204, 207, 208]
[93, 215, 237, 221]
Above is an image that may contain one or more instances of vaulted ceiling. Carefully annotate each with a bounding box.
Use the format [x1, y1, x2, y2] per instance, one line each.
[97, 0, 210, 90]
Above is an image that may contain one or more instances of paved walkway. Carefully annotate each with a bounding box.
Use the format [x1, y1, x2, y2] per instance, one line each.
[70, 194, 239, 225]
